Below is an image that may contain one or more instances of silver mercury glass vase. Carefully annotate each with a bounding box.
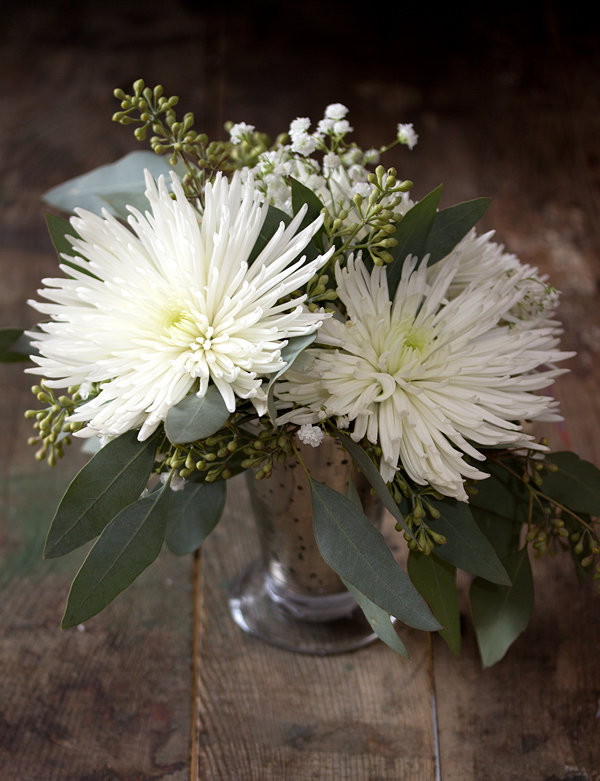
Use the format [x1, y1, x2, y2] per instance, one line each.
[228, 436, 383, 654]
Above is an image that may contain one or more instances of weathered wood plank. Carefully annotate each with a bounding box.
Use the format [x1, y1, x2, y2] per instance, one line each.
[193, 484, 437, 780]
[0, 7, 212, 777]
[428, 18, 600, 779]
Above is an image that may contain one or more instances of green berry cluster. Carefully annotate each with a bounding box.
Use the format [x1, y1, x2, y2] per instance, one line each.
[157, 419, 295, 483]
[322, 165, 412, 268]
[25, 382, 86, 465]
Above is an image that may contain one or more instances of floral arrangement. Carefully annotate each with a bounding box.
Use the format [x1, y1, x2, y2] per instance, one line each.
[3, 80, 600, 666]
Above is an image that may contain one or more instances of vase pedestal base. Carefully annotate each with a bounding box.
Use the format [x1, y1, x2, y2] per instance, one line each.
[229, 558, 378, 655]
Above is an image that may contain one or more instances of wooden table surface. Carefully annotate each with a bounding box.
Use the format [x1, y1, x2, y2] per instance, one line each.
[1, 4, 599, 779]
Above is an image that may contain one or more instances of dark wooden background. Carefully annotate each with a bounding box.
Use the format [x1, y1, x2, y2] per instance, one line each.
[1, 2, 599, 779]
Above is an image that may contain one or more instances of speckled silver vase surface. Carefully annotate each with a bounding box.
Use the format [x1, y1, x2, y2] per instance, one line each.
[229, 437, 383, 654]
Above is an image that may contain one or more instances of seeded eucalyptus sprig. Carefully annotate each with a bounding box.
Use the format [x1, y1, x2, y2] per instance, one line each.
[25, 382, 87, 465]
[113, 79, 275, 202]
[113, 79, 207, 200]
[157, 416, 296, 483]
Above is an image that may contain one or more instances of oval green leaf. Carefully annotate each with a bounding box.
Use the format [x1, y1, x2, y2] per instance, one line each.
[425, 197, 491, 265]
[61, 483, 170, 628]
[337, 433, 411, 538]
[0, 328, 28, 362]
[44, 429, 159, 558]
[342, 577, 410, 658]
[542, 452, 600, 516]
[46, 213, 101, 280]
[429, 499, 511, 586]
[470, 547, 534, 667]
[267, 333, 317, 422]
[43, 151, 177, 216]
[290, 177, 325, 234]
[407, 551, 461, 656]
[164, 386, 231, 445]
[310, 478, 441, 631]
[248, 204, 291, 265]
[386, 184, 443, 299]
[166, 479, 226, 555]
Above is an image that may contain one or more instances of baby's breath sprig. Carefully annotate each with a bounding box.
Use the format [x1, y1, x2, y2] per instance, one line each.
[25, 382, 87, 466]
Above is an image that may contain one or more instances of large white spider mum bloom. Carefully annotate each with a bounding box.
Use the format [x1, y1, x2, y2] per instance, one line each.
[27, 170, 333, 441]
[276, 255, 573, 500]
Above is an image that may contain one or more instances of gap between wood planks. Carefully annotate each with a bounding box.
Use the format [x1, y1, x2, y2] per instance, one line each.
[190, 549, 204, 780]
[428, 634, 442, 781]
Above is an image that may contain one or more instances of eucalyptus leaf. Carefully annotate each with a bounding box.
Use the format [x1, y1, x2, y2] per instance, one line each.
[11, 330, 40, 358]
[470, 505, 521, 560]
[43, 151, 178, 216]
[44, 429, 159, 558]
[61, 482, 170, 628]
[0, 328, 28, 362]
[266, 333, 317, 422]
[386, 185, 443, 299]
[470, 547, 534, 667]
[166, 479, 226, 555]
[407, 551, 461, 655]
[542, 451, 600, 516]
[248, 204, 291, 265]
[164, 386, 231, 445]
[290, 177, 325, 234]
[46, 213, 101, 279]
[342, 578, 410, 658]
[428, 499, 511, 585]
[99, 191, 152, 220]
[424, 197, 491, 265]
[337, 433, 411, 537]
[310, 478, 441, 631]
[468, 460, 532, 525]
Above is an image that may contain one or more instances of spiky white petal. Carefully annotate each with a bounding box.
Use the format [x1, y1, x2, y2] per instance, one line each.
[276, 255, 573, 500]
[27, 171, 332, 441]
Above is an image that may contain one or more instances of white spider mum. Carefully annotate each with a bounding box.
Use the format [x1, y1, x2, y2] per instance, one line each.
[276, 255, 573, 500]
[27, 170, 332, 441]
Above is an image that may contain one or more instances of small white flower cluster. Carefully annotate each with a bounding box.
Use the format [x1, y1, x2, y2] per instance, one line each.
[289, 117, 319, 156]
[297, 423, 325, 447]
[252, 103, 413, 227]
[396, 123, 418, 150]
[228, 121, 256, 144]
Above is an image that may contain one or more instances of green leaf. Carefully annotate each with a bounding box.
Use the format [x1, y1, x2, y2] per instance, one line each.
[99, 191, 152, 220]
[424, 197, 491, 266]
[266, 332, 317, 422]
[470, 547, 534, 667]
[542, 451, 600, 516]
[0, 328, 28, 362]
[44, 430, 159, 558]
[310, 478, 441, 631]
[46, 213, 101, 279]
[61, 482, 170, 628]
[342, 577, 410, 658]
[248, 205, 291, 265]
[164, 386, 231, 445]
[468, 460, 532, 525]
[290, 177, 325, 233]
[429, 499, 511, 585]
[386, 185, 443, 299]
[407, 551, 461, 655]
[166, 480, 226, 555]
[470, 505, 521, 560]
[337, 433, 412, 538]
[43, 151, 179, 216]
